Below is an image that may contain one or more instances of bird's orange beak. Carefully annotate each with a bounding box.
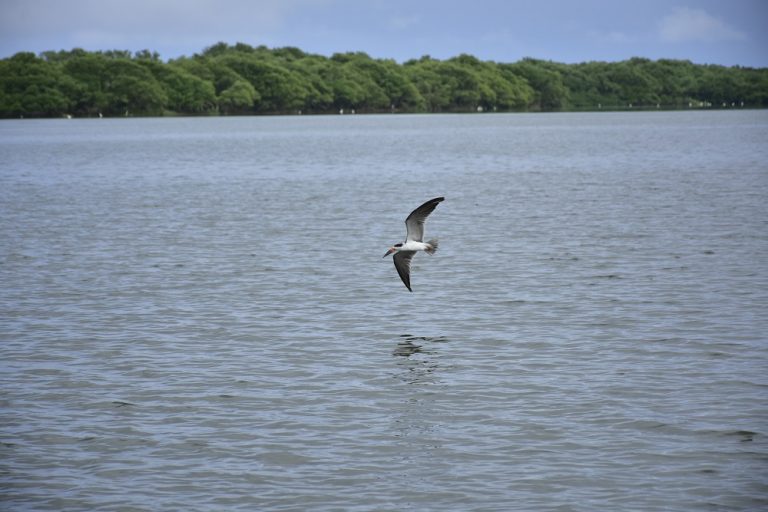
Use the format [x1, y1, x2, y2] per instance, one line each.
[383, 247, 395, 258]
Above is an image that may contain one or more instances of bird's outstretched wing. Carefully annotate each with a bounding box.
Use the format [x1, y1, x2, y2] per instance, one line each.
[393, 250, 416, 292]
[405, 196, 444, 242]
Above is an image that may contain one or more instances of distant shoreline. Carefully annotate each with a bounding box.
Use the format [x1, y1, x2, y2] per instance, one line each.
[9, 108, 765, 122]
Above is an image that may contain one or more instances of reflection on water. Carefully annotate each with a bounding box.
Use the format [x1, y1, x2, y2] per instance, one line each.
[391, 334, 448, 462]
[393, 334, 449, 357]
[392, 334, 448, 385]
[392, 340, 423, 358]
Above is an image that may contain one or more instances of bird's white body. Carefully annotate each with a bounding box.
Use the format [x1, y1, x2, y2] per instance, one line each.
[399, 240, 432, 252]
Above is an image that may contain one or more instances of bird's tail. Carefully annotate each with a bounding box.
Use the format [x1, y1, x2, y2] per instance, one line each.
[425, 239, 439, 255]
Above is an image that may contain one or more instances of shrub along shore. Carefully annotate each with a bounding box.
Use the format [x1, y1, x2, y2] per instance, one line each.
[2, 42, 766, 118]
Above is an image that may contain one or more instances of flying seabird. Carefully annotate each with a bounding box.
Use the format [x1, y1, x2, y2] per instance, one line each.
[383, 196, 444, 291]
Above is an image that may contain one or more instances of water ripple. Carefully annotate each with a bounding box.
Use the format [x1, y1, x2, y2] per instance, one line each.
[2, 112, 767, 511]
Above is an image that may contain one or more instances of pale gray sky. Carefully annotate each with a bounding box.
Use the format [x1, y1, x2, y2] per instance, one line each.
[1, 0, 766, 66]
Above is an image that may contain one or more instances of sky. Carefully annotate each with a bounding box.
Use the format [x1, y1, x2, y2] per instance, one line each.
[1, 0, 766, 67]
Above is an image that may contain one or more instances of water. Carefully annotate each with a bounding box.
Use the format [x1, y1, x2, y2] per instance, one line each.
[1, 111, 767, 511]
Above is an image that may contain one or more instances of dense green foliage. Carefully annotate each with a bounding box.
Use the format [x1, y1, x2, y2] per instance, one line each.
[2, 43, 766, 117]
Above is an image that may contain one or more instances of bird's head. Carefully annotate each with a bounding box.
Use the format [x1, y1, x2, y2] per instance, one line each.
[382, 243, 402, 258]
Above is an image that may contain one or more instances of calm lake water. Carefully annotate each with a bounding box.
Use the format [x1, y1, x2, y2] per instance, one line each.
[1, 111, 767, 511]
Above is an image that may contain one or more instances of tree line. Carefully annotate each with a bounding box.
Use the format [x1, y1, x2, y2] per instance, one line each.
[1, 42, 766, 118]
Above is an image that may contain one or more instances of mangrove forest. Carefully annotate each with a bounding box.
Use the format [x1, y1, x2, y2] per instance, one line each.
[1, 42, 767, 118]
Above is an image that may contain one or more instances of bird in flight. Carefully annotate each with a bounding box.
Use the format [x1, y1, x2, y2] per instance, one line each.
[383, 196, 444, 291]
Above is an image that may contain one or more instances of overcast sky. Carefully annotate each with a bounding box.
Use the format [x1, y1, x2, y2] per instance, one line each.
[1, 0, 766, 67]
